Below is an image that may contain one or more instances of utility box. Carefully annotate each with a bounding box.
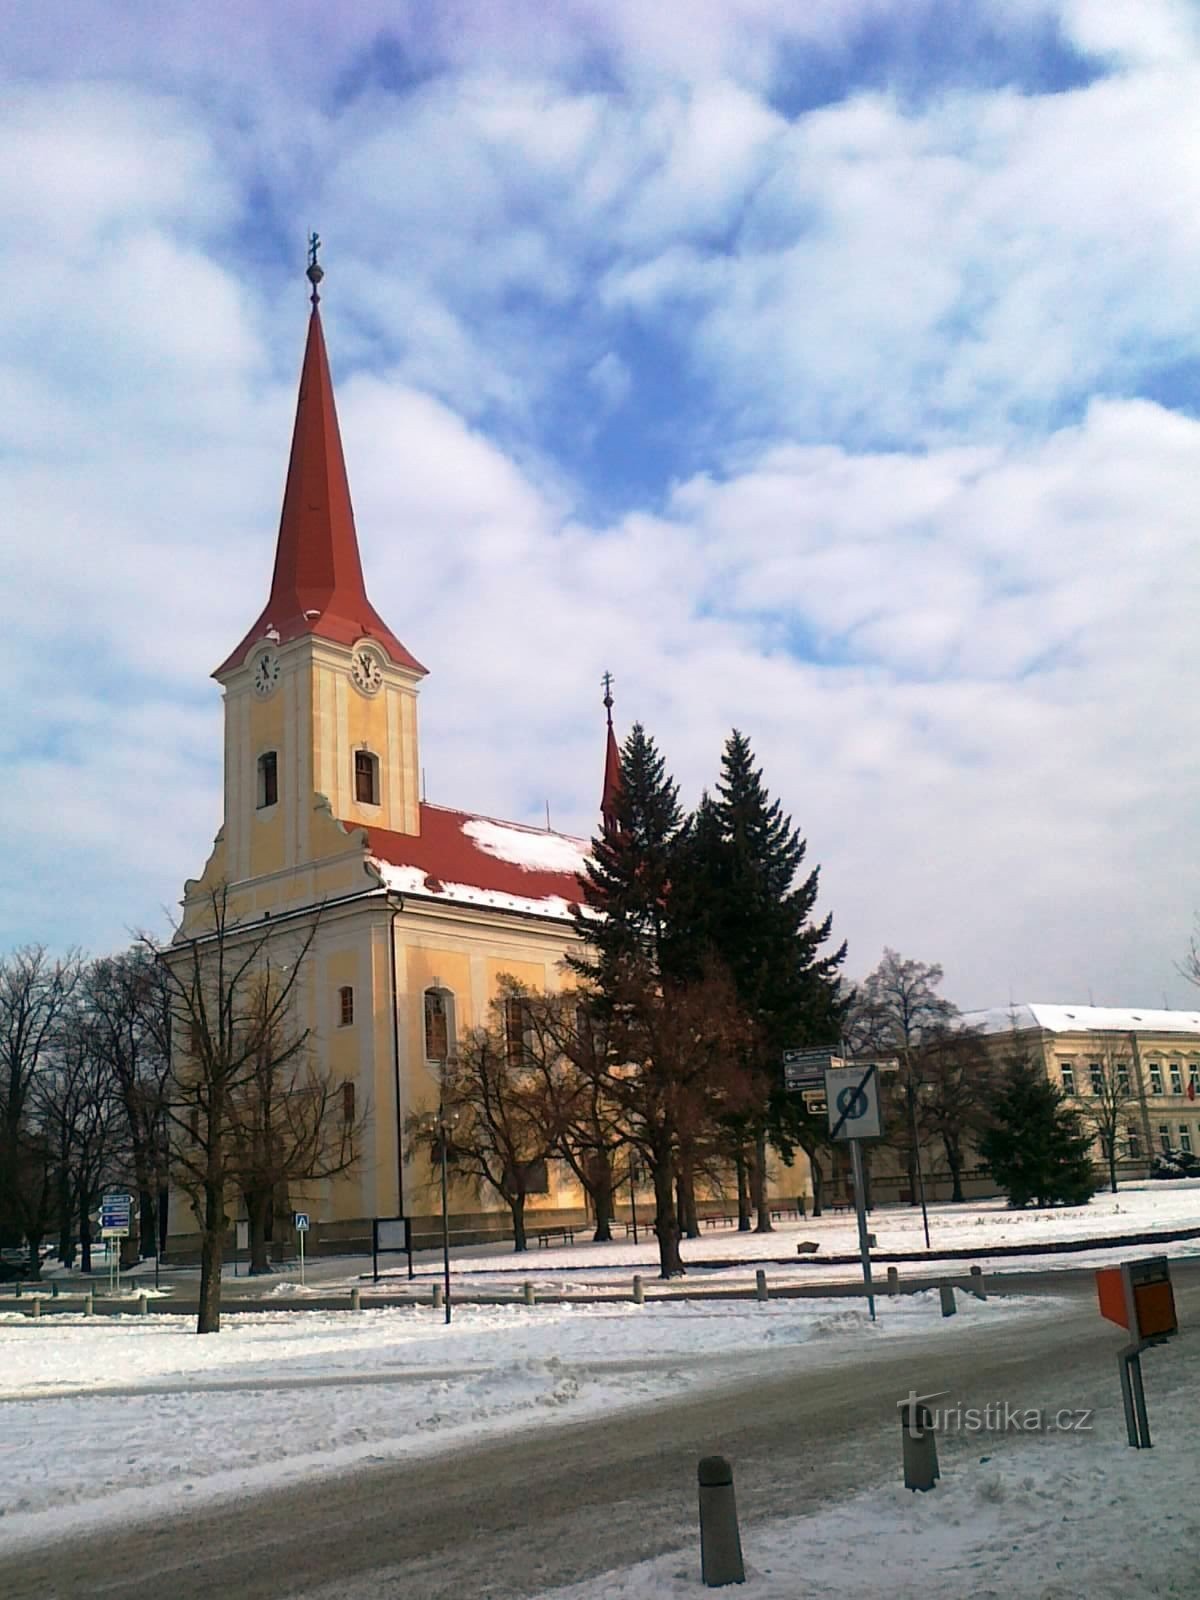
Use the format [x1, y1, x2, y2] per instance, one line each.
[1096, 1257, 1178, 1344]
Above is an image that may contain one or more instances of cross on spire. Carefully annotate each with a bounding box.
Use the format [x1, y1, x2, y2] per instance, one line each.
[600, 670, 622, 832]
[306, 231, 324, 305]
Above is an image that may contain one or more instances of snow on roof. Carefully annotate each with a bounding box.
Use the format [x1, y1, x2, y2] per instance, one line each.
[348, 803, 592, 924]
[963, 1004, 1200, 1037]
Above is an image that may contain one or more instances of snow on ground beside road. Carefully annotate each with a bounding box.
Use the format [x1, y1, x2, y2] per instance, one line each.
[535, 1325, 1200, 1600]
[0, 1292, 1040, 1551]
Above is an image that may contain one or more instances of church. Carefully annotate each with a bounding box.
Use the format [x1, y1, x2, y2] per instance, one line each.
[172, 254, 622, 1252]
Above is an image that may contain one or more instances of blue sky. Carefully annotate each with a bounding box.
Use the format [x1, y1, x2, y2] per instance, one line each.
[2, 0, 1199, 1008]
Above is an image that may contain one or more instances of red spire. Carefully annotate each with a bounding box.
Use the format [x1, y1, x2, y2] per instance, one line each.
[215, 261, 425, 678]
[601, 672, 622, 833]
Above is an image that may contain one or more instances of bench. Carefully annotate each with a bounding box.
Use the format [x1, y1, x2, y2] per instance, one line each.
[770, 1206, 804, 1221]
[700, 1214, 737, 1229]
[534, 1226, 577, 1249]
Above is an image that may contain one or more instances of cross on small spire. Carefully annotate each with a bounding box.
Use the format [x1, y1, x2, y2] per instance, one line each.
[601, 670, 614, 725]
[306, 231, 324, 305]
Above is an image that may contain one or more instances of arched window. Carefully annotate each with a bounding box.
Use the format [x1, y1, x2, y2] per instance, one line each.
[424, 988, 454, 1063]
[338, 986, 354, 1027]
[257, 751, 278, 809]
[354, 750, 380, 805]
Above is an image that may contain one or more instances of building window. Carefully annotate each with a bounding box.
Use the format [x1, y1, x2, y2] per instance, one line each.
[257, 751, 278, 809]
[1189, 1065, 1199, 1097]
[1059, 1061, 1075, 1094]
[1126, 1127, 1141, 1160]
[1169, 1063, 1184, 1096]
[1149, 1062, 1164, 1096]
[354, 750, 379, 806]
[338, 986, 354, 1028]
[424, 988, 452, 1063]
[1088, 1063, 1103, 1096]
[505, 996, 530, 1068]
[342, 1080, 356, 1124]
[1117, 1062, 1131, 1095]
[1180, 1125, 1193, 1155]
[1159, 1124, 1172, 1155]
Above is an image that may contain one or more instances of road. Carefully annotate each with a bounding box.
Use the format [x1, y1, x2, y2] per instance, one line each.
[3, 1264, 1195, 1600]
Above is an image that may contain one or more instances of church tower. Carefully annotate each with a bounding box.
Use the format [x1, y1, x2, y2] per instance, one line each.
[210, 251, 425, 890]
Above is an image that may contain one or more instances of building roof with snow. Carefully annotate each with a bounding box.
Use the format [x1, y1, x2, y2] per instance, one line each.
[962, 1003, 1200, 1038]
[352, 804, 592, 923]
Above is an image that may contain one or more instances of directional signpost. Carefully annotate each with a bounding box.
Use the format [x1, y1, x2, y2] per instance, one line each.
[294, 1212, 309, 1287]
[100, 1192, 132, 1295]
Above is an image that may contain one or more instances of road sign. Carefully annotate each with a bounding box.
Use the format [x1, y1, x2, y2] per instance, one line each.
[801, 1090, 827, 1115]
[825, 1065, 883, 1141]
[783, 1048, 842, 1091]
[293, 1212, 310, 1232]
[100, 1193, 132, 1236]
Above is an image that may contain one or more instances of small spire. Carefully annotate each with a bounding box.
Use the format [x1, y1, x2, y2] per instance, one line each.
[600, 671, 622, 834]
[306, 231, 324, 306]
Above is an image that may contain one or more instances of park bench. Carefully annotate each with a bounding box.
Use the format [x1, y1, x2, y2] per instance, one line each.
[534, 1226, 577, 1249]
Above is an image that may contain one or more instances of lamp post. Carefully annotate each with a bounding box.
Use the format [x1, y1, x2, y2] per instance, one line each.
[435, 1094, 458, 1326]
[628, 1157, 640, 1245]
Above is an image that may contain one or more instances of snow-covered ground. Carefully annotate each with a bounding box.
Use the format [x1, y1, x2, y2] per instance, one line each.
[533, 1331, 1199, 1600]
[0, 1291, 1033, 1552]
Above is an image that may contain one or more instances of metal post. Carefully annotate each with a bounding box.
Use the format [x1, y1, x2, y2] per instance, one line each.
[755, 1268, 768, 1302]
[849, 1139, 876, 1320]
[630, 1160, 639, 1245]
[887, 1266, 900, 1295]
[298, 1225, 306, 1288]
[439, 1109, 452, 1326]
[632, 1274, 644, 1304]
[697, 1456, 745, 1587]
[523, 1280, 535, 1306]
[909, 1063, 931, 1250]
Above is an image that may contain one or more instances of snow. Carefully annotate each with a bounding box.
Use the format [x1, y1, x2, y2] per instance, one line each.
[462, 817, 589, 875]
[0, 1292, 1031, 1551]
[964, 1002, 1200, 1036]
[532, 1330, 1199, 1600]
[376, 860, 581, 922]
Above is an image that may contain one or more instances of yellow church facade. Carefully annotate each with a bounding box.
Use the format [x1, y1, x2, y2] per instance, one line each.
[172, 268, 599, 1252]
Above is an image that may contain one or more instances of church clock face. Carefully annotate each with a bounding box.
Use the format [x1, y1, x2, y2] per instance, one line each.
[351, 645, 384, 696]
[252, 647, 280, 698]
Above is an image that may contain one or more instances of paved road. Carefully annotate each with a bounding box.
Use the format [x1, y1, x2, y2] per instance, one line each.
[3, 1264, 1196, 1600]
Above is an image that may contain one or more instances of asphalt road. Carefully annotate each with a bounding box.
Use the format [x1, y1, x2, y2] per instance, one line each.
[3, 1263, 1196, 1600]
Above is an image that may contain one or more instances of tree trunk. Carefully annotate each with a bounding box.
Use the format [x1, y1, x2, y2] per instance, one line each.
[735, 1147, 752, 1231]
[138, 1185, 156, 1258]
[589, 1158, 614, 1243]
[677, 1151, 700, 1239]
[157, 1187, 169, 1258]
[752, 1127, 773, 1233]
[246, 1188, 273, 1274]
[1108, 1141, 1118, 1195]
[57, 1179, 75, 1269]
[197, 1181, 226, 1334]
[652, 1153, 684, 1278]
[943, 1134, 965, 1203]
[78, 1193, 93, 1274]
[510, 1193, 528, 1253]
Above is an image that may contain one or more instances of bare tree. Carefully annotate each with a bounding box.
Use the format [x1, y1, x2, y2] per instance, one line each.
[917, 1028, 996, 1202]
[226, 975, 366, 1274]
[38, 1013, 122, 1273]
[0, 946, 82, 1275]
[417, 988, 555, 1253]
[147, 889, 318, 1333]
[1076, 1038, 1137, 1194]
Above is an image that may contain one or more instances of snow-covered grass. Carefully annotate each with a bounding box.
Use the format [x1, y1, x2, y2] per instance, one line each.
[0, 1291, 1034, 1550]
[534, 1330, 1200, 1600]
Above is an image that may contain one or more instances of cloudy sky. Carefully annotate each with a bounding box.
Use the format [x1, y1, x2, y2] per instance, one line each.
[2, 0, 1198, 1008]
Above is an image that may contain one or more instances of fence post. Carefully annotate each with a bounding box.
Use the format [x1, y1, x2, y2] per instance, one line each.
[697, 1456, 745, 1587]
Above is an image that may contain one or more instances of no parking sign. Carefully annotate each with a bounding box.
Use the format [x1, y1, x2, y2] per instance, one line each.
[825, 1065, 883, 1141]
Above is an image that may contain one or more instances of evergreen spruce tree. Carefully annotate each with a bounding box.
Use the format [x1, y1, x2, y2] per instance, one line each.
[980, 1042, 1095, 1208]
[670, 730, 847, 1231]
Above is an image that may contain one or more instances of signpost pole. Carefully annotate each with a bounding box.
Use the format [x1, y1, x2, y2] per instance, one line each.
[849, 1139, 876, 1322]
[299, 1225, 305, 1288]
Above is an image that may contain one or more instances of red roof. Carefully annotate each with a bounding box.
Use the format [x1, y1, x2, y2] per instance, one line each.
[350, 803, 590, 918]
[216, 303, 425, 678]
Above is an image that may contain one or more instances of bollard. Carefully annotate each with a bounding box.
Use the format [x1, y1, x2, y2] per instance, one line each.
[138, 1294, 149, 1315]
[51, 1282, 59, 1299]
[30, 1297, 41, 1319]
[632, 1274, 645, 1305]
[431, 1282, 444, 1309]
[697, 1455, 745, 1587]
[969, 1266, 987, 1301]
[755, 1269, 768, 1303]
[939, 1282, 957, 1318]
[13, 1282, 20, 1299]
[350, 1287, 361, 1313]
[901, 1403, 940, 1492]
[887, 1266, 900, 1296]
[523, 1280, 536, 1307]
[83, 1293, 94, 1316]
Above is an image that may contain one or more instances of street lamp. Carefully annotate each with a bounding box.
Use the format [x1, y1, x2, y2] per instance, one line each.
[628, 1157, 640, 1245]
[434, 1095, 458, 1326]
